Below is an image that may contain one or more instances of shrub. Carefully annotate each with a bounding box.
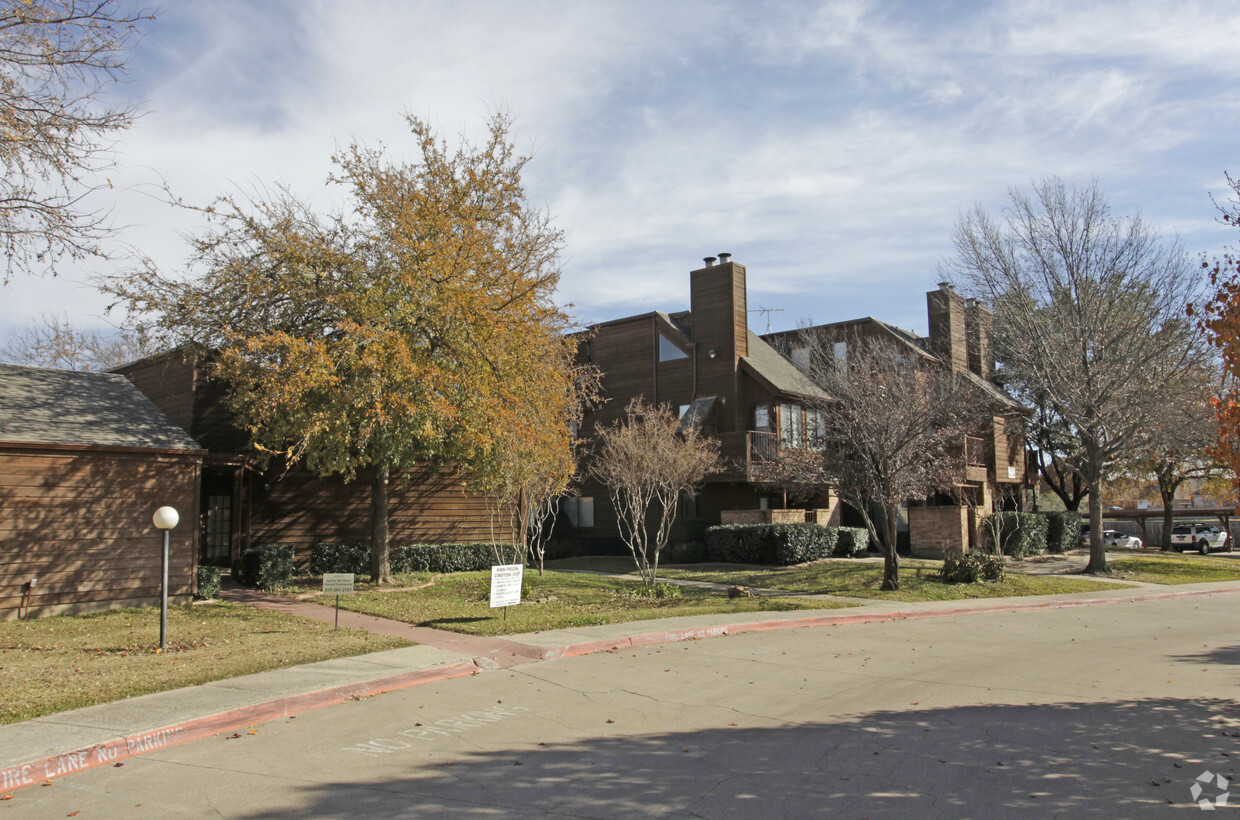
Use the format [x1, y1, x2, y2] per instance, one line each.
[309, 543, 371, 575]
[669, 517, 707, 546]
[392, 543, 498, 574]
[1043, 511, 1083, 555]
[626, 582, 682, 599]
[238, 543, 295, 591]
[704, 523, 834, 565]
[194, 565, 222, 600]
[833, 527, 870, 557]
[671, 540, 708, 564]
[990, 512, 1049, 559]
[942, 551, 1006, 583]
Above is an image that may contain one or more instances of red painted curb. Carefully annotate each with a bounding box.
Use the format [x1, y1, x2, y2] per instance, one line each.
[541, 584, 1240, 659]
[0, 660, 480, 794]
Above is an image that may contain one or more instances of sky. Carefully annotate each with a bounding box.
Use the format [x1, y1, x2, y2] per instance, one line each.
[3, 0, 1240, 341]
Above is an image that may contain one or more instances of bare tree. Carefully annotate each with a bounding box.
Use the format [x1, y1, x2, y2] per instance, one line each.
[590, 398, 721, 586]
[1114, 365, 1227, 549]
[1, 311, 154, 370]
[0, 0, 157, 281]
[947, 177, 1207, 574]
[770, 334, 988, 591]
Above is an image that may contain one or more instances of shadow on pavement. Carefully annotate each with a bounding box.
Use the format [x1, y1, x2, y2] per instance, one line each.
[235, 697, 1239, 818]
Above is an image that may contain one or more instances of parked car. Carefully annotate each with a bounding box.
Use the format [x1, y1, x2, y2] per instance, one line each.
[1169, 524, 1232, 555]
[1080, 527, 1144, 549]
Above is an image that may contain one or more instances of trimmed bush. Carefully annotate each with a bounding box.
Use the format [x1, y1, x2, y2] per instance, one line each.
[833, 527, 870, 557]
[704, 523, 834, 566]
[669, 517, 707, 546]
[1043, 511, 1083, 555]
[309, 543, 370, 575]
[990, 512, 1049, 559]
[941, 551, 1006, 583]
[194, 565, 222, 600]
[392, 543, 498, 574]
[239, 543, 295, 591]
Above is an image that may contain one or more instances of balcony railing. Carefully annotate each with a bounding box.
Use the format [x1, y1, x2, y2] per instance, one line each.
[749, 430, 780, 463]
[965, 435, 987, 467]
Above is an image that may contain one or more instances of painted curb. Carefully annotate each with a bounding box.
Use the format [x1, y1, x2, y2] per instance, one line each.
[0, 660, 480, 794]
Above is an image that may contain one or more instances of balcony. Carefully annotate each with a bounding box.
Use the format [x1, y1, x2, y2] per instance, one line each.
[964, 435, 988, 483]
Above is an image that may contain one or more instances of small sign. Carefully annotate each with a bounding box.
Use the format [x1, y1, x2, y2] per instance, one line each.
[323, 573, 355, 595]
[489, 564, 523, 608]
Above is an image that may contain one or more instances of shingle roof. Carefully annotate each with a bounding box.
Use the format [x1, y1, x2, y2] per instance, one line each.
[0, 364, 201, 450]
[741, 331, 831, 400]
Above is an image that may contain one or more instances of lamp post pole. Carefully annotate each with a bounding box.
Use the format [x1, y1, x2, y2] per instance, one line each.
[152, 506, 180, 652]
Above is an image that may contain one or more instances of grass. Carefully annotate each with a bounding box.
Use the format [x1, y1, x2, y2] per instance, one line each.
[296, 569, 854, 637]
[1109, 552, 1240, 585]
[0, 601, 410, 725]
[653, 560, 1129, 602]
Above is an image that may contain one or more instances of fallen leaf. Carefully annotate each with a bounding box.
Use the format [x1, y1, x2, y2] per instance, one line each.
[1, 794, 12, 801]
[248, 730, 257, 736]
[68, 812, 80, 817]
[606, 719, 615, 724]
[113, 763, 124, 768]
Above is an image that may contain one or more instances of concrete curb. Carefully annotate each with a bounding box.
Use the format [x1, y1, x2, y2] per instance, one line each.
[0, 660, 480, 794]
[5, 582, 1239, 794]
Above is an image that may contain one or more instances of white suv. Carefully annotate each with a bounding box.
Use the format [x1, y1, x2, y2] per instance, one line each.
[1170, 524, 1231, 555]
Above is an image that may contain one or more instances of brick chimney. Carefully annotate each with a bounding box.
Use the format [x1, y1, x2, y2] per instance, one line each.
[927, 282, 967, 373]
[965, 298, 995, 381]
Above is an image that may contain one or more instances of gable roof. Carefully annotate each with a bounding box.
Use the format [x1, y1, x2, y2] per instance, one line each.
[0, 364, 202, 451]
[741, 330, 831, 400]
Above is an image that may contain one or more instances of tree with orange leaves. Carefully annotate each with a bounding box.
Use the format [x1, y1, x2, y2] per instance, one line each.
[105, 113, 590, 583]
[1191, 172, 1240, 496]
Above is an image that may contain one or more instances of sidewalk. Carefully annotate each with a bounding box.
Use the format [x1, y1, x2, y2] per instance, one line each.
[4, 578, 1240, 794]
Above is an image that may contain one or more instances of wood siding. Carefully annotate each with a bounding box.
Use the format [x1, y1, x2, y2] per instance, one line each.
[251, 464, 504, 565]
[993, 415, 1026, 484]
[0, 446, 201, 620]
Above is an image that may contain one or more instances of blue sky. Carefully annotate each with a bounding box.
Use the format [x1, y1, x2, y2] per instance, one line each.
[3, 0, 1239, 340]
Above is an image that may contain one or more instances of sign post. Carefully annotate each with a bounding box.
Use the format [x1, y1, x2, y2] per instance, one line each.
[322, 573, 356, 629]
[489, 564, 523, 621]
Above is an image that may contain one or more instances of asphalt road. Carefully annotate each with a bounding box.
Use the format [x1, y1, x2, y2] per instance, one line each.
[7, 593, 1240, 819]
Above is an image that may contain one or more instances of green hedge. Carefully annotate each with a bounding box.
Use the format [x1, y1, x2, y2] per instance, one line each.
[834, 527, 871, 557]
[1043, 511, 1083, 555]
[392, 543, 498, 573]
[239, 543, 295, 591]
[309, 543, 370, 575]
[990, 512, 1049, 559]
[704, 523, 835, 565]
[194, 565, 222, 600]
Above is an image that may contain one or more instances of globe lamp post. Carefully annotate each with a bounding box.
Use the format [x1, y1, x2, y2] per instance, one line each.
[152, 506, 180, 651]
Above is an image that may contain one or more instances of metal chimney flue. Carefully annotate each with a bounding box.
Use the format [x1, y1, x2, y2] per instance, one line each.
[703, 256, 717, 267]
[718, 252, 732, 264]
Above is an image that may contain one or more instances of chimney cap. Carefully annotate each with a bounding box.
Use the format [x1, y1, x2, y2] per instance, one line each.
[718, 252, 732, 263]
[703, 256, 717, 267]
[938, 280, 953, 291]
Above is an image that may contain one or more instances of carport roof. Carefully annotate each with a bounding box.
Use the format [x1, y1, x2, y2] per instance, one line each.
[0, 363, 201, 450]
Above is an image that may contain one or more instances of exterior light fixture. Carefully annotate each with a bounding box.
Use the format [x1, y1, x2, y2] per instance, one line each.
[153, 506, 180, 651]
[708, 348, 718, 359]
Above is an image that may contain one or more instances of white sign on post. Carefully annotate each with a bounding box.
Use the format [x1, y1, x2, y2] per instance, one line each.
[490, 564, 523, 608]
[322, 573, 356, 595]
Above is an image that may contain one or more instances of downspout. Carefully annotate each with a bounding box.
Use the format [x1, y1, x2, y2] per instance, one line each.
[652, 315, 658, 405]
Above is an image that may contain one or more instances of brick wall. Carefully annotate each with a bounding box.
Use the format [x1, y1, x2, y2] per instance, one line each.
[909, 505, 969, 558]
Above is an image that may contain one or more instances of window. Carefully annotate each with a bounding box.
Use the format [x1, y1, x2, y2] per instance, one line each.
[791, 347, 810, 369]
[779, 401, 804, 448]
[679, 404, 691, 419]
[805, 407, 826, 448]
[659, 333, 689, 361]
[752, 404, 770, 431]
[833, 340, 847, 370]
[563, 497, 594, 528]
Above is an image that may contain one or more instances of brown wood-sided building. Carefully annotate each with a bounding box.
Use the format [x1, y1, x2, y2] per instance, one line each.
[0, 364, 204, 619]
[571, 258, 1026, 556]
[115, 349, 500, 570]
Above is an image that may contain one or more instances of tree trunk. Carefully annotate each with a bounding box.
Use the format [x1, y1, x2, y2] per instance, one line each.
[880, 504, 900, 591]
[1157, 470, 1180, 551]
[370, 465, 392, 584]
[1084, 480, 1109, 574]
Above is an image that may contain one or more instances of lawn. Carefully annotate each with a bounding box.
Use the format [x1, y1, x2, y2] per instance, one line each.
[296, 569, 854, 637]
[548, 556, 1131, 603]
[0, 601, 410, 725]
[1109, 552, 1240, 585]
